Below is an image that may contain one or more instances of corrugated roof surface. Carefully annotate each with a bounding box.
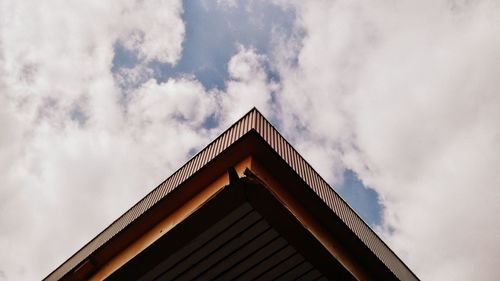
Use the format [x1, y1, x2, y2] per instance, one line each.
[45, 108, 418, 281]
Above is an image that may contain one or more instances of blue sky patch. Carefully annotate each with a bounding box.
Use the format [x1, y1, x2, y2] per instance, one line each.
[112, 1, 297, 90]
[338, 169, 383, 227]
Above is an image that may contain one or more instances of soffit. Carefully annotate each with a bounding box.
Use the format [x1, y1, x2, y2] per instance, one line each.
[106, 177, 356, 281]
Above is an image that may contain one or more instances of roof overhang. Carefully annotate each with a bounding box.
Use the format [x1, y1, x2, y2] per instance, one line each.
[45, 109, 419, 281]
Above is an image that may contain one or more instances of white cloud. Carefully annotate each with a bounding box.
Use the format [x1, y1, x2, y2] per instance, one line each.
[0, 0, 188, 279]
[117, 0, 185, 64]
[0, 1, 276, 278]
[274, 1, 500, 280]
[220, 45, 277, 126]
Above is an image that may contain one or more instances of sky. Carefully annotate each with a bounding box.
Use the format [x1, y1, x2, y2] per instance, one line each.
[1, 0, 499, 280]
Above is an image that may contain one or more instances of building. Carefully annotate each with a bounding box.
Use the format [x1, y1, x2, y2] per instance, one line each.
[45, 108, 419, 280]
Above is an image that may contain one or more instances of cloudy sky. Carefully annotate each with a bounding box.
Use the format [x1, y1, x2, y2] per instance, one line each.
[1, 0, 500, 280]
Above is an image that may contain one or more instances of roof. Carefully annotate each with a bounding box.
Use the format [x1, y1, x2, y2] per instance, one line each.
[45, 108, 419, 281]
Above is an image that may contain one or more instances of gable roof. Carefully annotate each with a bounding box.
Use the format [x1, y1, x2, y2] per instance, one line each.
[45, 108, 418, 281]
